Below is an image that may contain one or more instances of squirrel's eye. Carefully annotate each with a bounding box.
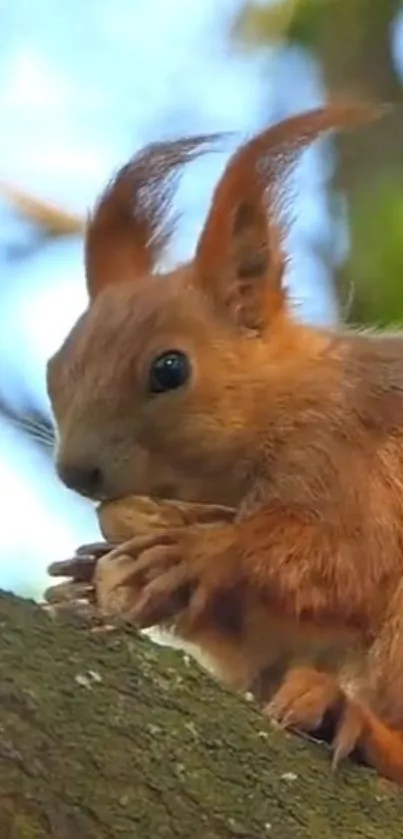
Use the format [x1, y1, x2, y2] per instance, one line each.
[149, 350, 191, 394]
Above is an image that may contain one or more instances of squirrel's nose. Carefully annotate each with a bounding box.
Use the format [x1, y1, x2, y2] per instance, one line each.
[57, 459, 104, 499]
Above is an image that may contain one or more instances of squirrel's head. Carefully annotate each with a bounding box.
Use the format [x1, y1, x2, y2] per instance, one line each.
[47, 102, 380, 506]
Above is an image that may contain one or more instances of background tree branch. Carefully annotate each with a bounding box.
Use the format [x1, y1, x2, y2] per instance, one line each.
[1, 590, 402, 839]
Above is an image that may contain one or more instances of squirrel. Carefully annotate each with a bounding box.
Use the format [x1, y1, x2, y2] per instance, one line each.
[45, 99, 403, 787]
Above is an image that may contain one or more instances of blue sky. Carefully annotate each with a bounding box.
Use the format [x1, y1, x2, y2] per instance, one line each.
[0, 0, 348, 597]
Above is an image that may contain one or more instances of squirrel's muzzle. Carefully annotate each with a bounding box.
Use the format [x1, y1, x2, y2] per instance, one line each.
[56, 457, 105, 500]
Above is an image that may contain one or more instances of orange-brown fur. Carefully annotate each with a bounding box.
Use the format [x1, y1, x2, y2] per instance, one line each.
[47, 100, 403, 785]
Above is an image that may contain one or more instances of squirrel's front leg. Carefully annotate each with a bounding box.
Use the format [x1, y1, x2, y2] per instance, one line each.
[101, 502, 370, 637]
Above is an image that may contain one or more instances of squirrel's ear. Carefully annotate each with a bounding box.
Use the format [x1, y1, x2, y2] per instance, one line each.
[85, 135, 220, 301]
[195, 101, 383, 332]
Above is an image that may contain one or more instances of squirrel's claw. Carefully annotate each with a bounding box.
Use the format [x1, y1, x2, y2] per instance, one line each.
[331, 699, 368, 768]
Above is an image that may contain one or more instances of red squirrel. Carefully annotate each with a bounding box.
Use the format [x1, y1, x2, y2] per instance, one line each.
[46, 100, 403, 786]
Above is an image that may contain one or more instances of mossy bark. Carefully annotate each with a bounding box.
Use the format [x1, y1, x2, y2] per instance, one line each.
[0, 591, 402, 839]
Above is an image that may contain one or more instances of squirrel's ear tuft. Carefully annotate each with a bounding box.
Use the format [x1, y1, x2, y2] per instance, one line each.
[85, 134, 222, 300]
[195, 100, 384, 332]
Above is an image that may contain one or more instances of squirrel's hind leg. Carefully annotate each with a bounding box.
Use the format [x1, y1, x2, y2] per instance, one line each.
[266, 665, 403, 787]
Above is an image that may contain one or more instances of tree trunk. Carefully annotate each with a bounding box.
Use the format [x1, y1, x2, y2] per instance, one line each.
[314, 0, 403, 324]
[0, 591, 402, 839]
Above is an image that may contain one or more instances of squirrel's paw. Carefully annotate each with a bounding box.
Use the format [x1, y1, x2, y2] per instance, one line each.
[94, 524, 238, 629]
[266, 666, 342, 733]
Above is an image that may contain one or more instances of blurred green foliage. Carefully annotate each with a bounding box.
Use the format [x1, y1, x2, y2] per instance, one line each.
[342, 173, 403, 328]
[233, 0, 328, 49]
[235, 0, 403, 327]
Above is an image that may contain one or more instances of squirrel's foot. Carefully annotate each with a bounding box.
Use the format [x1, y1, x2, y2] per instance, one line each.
[265, 665, 403, 785]
[266, 666, 342, 733]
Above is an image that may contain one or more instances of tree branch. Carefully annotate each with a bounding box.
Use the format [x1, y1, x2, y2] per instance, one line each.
[0, 590, 402, 838]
